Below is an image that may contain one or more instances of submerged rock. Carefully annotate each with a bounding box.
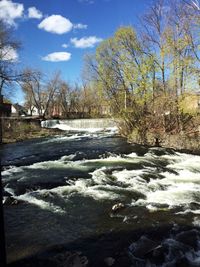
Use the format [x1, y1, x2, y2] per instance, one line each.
[3, 196, 20, 206]
[54, 251, 88, 267]
[111, 203, 125, 212]
[176, 229, 200, 249]
[129, 236, 158, 259]
[43, 191, 55, 198]
[104, 257, 115, 266]
[128, 229, 200, 267]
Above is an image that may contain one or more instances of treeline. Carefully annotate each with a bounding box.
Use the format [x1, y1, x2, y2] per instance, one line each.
[84, 0, 200, 142]
[1, 0, 200, 138]
[21, 69, 107, 118]
[0, 21, 108, 120]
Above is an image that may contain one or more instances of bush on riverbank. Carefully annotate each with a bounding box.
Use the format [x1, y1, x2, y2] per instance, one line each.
[128, 129, 200, 153]
[2, 118, 61, 143]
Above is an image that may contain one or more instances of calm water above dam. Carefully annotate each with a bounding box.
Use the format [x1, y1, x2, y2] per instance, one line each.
[2, 120, 200, 266]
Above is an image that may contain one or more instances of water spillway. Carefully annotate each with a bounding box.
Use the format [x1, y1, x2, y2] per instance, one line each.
[41, 118, 118, 132]
[41, 119, 59, 128]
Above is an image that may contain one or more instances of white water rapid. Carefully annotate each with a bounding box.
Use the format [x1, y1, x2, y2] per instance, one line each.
[2, 126, 200, 266]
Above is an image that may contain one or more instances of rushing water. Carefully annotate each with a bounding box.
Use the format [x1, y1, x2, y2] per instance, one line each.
[2, 120, 200, 266]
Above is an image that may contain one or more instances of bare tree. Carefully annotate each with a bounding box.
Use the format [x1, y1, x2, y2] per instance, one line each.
[183, 0, 200, 10]
[0, 20, 21, 96]
[21, 68, 45, 117]
[142, 0, 169, 95]
[42, 72, 62, 118]
[22, 69, 62, 118]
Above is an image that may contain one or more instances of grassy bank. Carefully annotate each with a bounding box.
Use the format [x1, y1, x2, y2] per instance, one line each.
[2, 118, 62, 144]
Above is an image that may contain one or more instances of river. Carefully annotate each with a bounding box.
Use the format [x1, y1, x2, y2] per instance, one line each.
[1, 119, 200, 266]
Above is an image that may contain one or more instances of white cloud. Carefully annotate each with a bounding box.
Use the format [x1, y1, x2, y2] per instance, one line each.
[73, 23, 88, 29]
[28, 7, 43, 19]
[42, 52, 71, 62]
[62, 44, 69, 48]
[70, 36, 103, 48]
[38, 15, 73, 34]
[0, 0, 24, 26]
[1, 46, 18, 62]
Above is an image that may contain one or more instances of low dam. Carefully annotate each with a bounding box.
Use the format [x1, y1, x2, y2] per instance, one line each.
[41, 118, 118, 131]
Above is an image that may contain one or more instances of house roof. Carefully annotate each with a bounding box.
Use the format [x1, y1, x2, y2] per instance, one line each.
[12, 103, 28, 115]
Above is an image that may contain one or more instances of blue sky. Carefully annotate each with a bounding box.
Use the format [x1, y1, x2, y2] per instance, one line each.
[0, 0, 150, 103]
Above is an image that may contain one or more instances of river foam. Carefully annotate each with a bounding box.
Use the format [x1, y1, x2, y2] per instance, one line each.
[3, 148, 200, 216]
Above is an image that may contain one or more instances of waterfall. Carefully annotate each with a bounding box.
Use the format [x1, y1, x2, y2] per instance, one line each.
[41, 120, 60, 128]
[41, 118, 117, 132]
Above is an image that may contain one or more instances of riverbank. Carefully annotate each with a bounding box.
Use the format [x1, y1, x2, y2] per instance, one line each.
[2, 118, 62, 144]
[128, 130, 200, 156]
[2, 117, 200, 155]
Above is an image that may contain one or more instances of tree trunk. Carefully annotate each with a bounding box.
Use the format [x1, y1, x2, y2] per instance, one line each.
[161, 65, 166, 94]
[152, 67, 156, 109]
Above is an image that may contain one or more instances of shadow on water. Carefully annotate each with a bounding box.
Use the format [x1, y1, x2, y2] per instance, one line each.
[5, 197, 200, 267]
[7, 224, 200, 267]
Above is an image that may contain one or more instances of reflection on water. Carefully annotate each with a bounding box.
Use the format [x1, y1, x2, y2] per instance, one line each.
[2, 127, 200, 265]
